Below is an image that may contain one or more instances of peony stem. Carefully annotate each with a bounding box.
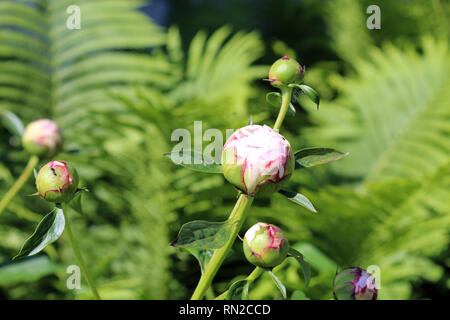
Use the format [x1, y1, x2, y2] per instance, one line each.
[214, 267, 264, 300]
[0, 155, 39, 216]
[191, 86, 292, 300]
[273, 86, 293, 131]
[61, 203, 101, 300]
[191, 194, 254, 300]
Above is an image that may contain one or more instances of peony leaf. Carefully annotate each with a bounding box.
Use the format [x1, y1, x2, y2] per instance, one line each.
[268, 270, 287, 299]
[14, 206, 65, 259]
[289, 83, 320, 109]
[1, 111, 24, 137]
[279, 189, 318, 213]
[288, 247, 311, 288]
[170, 220, 234, 249]
[226, 279, 250, 300]
[295, 147, 349, 169]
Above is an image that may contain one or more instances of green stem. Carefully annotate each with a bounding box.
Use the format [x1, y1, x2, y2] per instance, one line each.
[0, 155, 39, 216]
[61, 203, 101, 300]
[273, 86, 293, 131]
[191, 194, 254, 300]
[214, 267, 264, 300]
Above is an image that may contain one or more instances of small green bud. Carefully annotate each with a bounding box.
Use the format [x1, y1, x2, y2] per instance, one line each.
[268, 56, 304, 88]
[243, 222, 289, 268]
[36, 160, 79, 203]
[333, 267, 378, 300]
[22, 119, 63, 158]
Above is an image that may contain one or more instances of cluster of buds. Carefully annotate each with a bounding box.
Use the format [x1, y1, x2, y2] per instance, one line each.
[333, 267, 378, 300]
[222, 125, 295, 196]
[268, 56, 305, 88]
[22, 119, 63, 158]
[35, 160, 79, 203]
[243, 222, 289, 268]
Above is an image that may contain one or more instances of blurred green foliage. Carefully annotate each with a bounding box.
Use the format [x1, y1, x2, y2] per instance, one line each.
[0, 0, 448, 299]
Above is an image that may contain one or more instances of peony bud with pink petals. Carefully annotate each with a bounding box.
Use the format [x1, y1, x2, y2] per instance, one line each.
[22, 119, 63, 157]
[333, 267, 378, 300]
[36, 160, 79, 203]
[222, 125, 294, 196]
[243, 222, 289, 268]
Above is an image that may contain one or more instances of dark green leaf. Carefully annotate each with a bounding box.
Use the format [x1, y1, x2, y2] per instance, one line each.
[14, 207, 65, 259]
[289, 83, 320, 109]
[170, 220, 233, 249]
[279, 189, 318, 213]
[268, 270, 287, 299]
[185, 248, 214, 274]
[266, 92, 296, 116]
[164, 150, 222, 173]
[226, 279, 250, 300]
[295, 148, 349, 168]
[1, 111, 24, 137]
[288, 248, 311, 288]
[291, 290, 310, 300]
[266, 92, 282, 107]
[0, 256, 61, 286]
[67, 188, 87, 215]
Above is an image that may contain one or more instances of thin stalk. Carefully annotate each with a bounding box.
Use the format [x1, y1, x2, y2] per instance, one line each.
[191, 195, 254, 300]
[0, 155, 39, 216]
[214, 267, 264, 300]
[61, 203, 101, 300]
[273, 86, 293, 131]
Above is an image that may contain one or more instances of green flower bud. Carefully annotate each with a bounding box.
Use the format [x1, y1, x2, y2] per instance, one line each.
[22, 119, 63, 158]
[268, 56, 304, 88]
[333, 267, 378, 300]
[222, 125, 295, 197]
[243, 222, 289, 268]
[36, 161, 79, 203]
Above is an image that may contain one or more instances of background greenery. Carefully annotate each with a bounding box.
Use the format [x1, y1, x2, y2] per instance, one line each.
[0, 0, 448, 299]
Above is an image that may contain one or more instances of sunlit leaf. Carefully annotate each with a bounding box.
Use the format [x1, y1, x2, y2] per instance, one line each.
[295, 147, 349, 168]
[1, 111, 24, 137]
[279, 189, 318, 213]
[288, 247, 311, 288]
[170, 220, 233, 249]
[268, 270, 287, 299]
[14, 206, 65, 259]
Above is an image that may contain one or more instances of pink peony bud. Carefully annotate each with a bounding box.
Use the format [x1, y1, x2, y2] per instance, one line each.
[22, 119, 63, 157]
[36, 161, 79, 203]
[243, 222, 289, 268]
[268, 56, 305, 88]
[333, 267, 378, 300]
[222, 125, 294, 196]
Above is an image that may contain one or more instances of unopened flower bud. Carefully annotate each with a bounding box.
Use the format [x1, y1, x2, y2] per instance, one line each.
[222, 125, 294, 196]
[243, 222, 289, 268]
[268, 56, 304, 88]
[22, 119, 63, 157]
[333, 267, 378, 300]
[36, 161, 79, 203]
